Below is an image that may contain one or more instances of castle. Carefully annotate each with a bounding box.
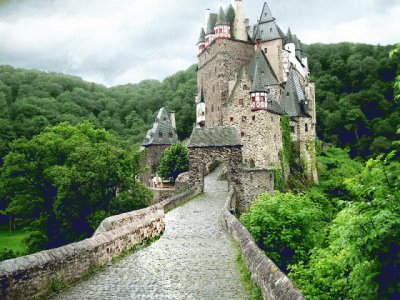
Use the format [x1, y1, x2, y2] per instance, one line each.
[194, 0, 318, 181]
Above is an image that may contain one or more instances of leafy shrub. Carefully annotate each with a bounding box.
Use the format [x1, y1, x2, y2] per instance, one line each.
[240, 192, 326, 272]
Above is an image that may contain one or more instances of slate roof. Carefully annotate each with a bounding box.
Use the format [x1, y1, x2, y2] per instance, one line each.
[254, 21, 281, 42]
[187, 127, 243, 148]
[216, 7, 227, 26]
[248, 49, 279, 86]
[206, 13, 218, 35]
[198, 28, 205, 44]
[141, 107, 178, 146]
[251, 63, 267, 92]
[267, 96, 284, 115]
[259, 2, 274, 23]
[281, 71, 308, 117]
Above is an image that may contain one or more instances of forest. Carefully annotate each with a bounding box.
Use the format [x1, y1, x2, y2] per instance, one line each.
[0, 42, 399, 298]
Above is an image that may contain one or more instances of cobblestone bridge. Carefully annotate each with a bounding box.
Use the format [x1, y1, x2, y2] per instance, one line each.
[55, 167, 249, 299]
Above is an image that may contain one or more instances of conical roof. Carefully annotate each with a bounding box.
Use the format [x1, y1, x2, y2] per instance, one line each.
[252, 63, 267, 92]
[216, 7, 227, 26]
[281, 71, 307, 117]
[198, 28, 205, 44]
[259, 2, 274, 23]
[248, 49, 279, 86]
[141, 107, 178, 146]
[206, 13, 217, 35]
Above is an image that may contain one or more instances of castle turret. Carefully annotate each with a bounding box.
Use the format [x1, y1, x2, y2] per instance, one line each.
[196, 86, 206, 127]
[250, 63, 268, 111]
[205, 13, 217, 47]
[197, 28, 206, 55]
[233, 0, 247, 41]
[214, 7, 231, 40]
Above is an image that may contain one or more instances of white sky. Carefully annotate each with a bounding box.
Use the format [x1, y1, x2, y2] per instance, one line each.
[0, 0, 399, 86]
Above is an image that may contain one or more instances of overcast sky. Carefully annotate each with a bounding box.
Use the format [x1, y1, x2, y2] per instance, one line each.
[0, 0, 399, 86]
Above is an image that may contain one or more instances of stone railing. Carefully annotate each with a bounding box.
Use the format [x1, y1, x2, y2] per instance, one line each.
[0, 188, 197, 300]
[222, 187, 305, 300]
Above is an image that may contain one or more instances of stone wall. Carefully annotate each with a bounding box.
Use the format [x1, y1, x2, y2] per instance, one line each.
[140, 145, 169, 185]
[0, 189, 197, 300]
[223, 73, 283, 168]
[260, 39, 284, 83]
[188, 146, 243, 192]
[222, 188, 305, 300]
[197, 39, 254, 127]
[233, 168, 274, 213]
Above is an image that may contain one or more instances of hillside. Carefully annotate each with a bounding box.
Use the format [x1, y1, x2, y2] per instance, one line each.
[1, 43, 398, 165]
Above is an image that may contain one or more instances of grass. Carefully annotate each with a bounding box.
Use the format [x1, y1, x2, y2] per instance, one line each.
[0, 224, 28, 253]
[235, 244, 263, 300]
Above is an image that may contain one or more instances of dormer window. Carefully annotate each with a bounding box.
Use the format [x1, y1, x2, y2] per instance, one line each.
[159, 131, 163, 138]
[169, 132, 173, 138]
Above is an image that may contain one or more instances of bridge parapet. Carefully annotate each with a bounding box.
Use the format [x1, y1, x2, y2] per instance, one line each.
[222, 187, 305, 300]
[0, 188, 197, 300]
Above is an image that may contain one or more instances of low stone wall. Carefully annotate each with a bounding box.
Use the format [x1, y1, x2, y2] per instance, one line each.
[0, 188, 197, 300]
[222, 188, 305, 300]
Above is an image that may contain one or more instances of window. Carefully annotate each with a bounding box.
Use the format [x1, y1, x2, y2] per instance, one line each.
[305, 124, 308, 132]
[211, 105, 214, 112]
[169, 132, 173, 138]
[241, 132, 245, 138]
[159, 131, 163, 138]
[243, 84, 248, 90]
[217, 106, 220, 112]
[264, 48, 268, 53]
[270, 28, 273, 33]
[260, 96, 265, 101]
[252, 115, 256, 121]
[230, 117, 234, 122]
[239, 99, 244, 106]
[242, 116, 247, 123]
[286, 92, 290, 96]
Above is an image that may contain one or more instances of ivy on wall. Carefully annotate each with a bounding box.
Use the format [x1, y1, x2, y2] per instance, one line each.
[280, 115, 292, 173]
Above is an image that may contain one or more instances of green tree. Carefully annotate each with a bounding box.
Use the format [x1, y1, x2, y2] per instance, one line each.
[157, 142, 189, 181]
[240, 192, 326, 273]
[0, 122, 151, 251]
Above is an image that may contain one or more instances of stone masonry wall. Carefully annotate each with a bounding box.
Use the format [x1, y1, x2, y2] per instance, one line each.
[260, 39, 284, 83]
[140, 145, 169, 186]
[222, 188, 305, 300]
[0, 189, 197, 300]
[223, 72, 283, 169]
[233, 168, 274, 213]
[189, 146, 243, 192]
[197, 39, 254, 127]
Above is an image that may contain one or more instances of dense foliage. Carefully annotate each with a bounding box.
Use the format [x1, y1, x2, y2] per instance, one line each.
[242, 146, 400, 299]
[157, 142, 189, 181]
[0, 122, 151, 252]
[303, 43, 399, 158]
[240, 192, 326, 273]
[0, 64, 197, 164]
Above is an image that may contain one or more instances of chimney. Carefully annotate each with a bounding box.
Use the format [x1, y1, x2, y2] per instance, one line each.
[169, 111, 176, 130]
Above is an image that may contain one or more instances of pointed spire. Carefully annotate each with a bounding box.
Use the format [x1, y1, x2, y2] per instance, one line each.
[216, 7, 227, 26]
[198, 28, 205, 44]
[286, 27, 294, 44]
[206, 16, 214, 35]
[226, 4, 235, 24]
[252, 63, 267, 92]
[259, 2, 274, 24]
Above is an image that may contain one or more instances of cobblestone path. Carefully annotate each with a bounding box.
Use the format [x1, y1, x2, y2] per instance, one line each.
[55, 167, 248, 299]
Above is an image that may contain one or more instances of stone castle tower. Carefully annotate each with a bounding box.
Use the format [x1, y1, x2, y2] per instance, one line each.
[195, 0, 318, 181]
